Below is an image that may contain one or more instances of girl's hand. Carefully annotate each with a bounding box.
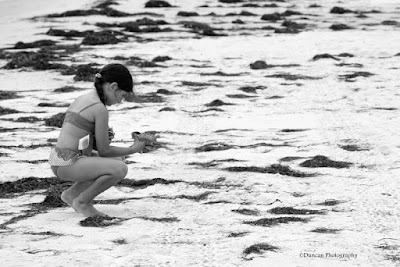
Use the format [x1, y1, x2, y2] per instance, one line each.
[108, 127, 115, 143]
[131, 132, 146, 152]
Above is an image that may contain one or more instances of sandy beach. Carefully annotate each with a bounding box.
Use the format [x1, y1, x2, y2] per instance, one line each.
[0, 0, 400, 266]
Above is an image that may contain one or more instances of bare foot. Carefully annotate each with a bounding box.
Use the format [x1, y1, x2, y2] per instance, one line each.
[72, 199, 105, 217]
[61, 190, 78, 211]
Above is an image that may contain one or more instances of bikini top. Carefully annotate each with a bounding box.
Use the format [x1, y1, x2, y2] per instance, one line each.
[63, 102, 102, 133]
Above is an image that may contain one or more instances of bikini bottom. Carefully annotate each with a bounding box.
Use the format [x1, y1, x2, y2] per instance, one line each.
[48, 147, 87, 177]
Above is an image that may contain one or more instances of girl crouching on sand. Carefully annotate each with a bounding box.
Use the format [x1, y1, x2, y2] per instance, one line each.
[48, 63, 145, 217]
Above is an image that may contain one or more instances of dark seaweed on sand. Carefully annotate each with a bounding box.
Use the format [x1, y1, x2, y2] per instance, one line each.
[311, 227, 341, 234]
[339, 144, 369, 151]
[312, 53, 340, 61]
[265, 73, 321, 81]
[0, 143, 53, 149]
[25, 231, 64, 236]
[135, 93, 165, 103]
[137, 216, 179, 223]
[195, 142, 236, 152]
[228, 232, 249, 238]
[280, 129, 308, 132]
[179, 21, 214, 32]
[269, 207, 325, 215]
[176, 191, 215, 201]
[117, 178, 181, 189]
[0, 177, 70, 198]
[250, 60, 300, 69]
[2, 51, 63, 71]
[47, 29, 92, 38]
[13, 40, 57, 49]
[279, 156, 305, 162]
[330, 6, 354, 14]
[32, 184, 70, 208]
[226, 94, 256, 99]
[244, 217, 309, 227]
[79, 215, 121, 227]
[38, 102, 69, 108]
[159, 107, 176, 112]
[316, 199, 344, 206]
[339, 71, 374, 80]
[157, 89, 178, 95]
[0, 106, 19, 115]
[232, 208, 261, 216]
[82, 30, 127, 46]
[72, 64, 101, 81]
[145, 0, 173, 8]
[15, 116, 41, 123]
[0, 181, 72, 229]
[243, 243, 279, 255]
[188, 159, 243, 169]
[237, 85, 266, 93]
[54, 86, 85, 93]
[205, 99, 234, 107]
[201, 71, 244, 77]
[44, 113, 65, 128]
[0, 211, 40, 229]
[300, 155, 352, 168]
[330, 24, 354, 31]
[43, 6, 133, 18]
[0, 91, 20, 100]
[225, 164, 315, 177]
[181, 81, 219, 87]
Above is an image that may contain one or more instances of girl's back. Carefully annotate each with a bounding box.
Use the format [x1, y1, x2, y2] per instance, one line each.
[56, 91, 103, 152]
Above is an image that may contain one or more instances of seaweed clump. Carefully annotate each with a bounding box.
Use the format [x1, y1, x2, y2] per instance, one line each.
[225, 164, 315, 177]
[145, 0, 173, 8]
[339, 144, 368, 151]
[137, 216, 179, 223]
[176, 191, 215, 201]
[244, 217, 309, 227]
[0, 91, 20, 100]
[205, 99, 234, 107]
[0, 106, 19, 115]
[80, 215, 122, 227]
[195, 142, 236, 152]
[311, 227, 341, 234]
[44, 113, 65, 128]
[232, 208, 260, 216]
[118, 178, 181, 189]
[0, 177, 67, 198]
[243, 243, 279, 256]
[300, 155, 352, 168]
[81, 30, 126, 46]
[269, 207, 325, 215]
[2, 51, 62, 70]
[13, 40, 57, 49]
[73, 64, 101, 81]
[316, 199, 344, 206]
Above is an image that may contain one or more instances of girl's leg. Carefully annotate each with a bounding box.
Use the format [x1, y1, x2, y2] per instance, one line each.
[61, 181, 94, 210]
[57, 157, 128, 217]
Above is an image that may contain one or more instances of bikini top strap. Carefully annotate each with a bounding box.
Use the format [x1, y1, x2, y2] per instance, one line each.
[77, 102, 102, 114]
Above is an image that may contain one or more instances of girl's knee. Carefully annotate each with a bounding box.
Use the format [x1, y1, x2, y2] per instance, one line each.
[111, 162, 128, 180]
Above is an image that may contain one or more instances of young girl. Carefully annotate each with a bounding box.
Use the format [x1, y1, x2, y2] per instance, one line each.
[48, 63, 145, 217]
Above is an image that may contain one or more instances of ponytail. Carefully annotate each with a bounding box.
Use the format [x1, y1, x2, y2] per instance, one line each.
[94, 74, 106, 105]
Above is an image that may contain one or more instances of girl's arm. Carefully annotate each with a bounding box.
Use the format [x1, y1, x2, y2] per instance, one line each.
[93, 105, 145, 157]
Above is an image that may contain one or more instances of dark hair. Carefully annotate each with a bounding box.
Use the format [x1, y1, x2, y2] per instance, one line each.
[94, 63, 133, 105]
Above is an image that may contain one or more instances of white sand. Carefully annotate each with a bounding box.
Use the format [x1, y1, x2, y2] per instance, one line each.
[0, 0, 400, 266]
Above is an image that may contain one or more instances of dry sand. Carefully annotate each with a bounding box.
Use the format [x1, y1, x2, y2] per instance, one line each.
[0, 0, 400, 266]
